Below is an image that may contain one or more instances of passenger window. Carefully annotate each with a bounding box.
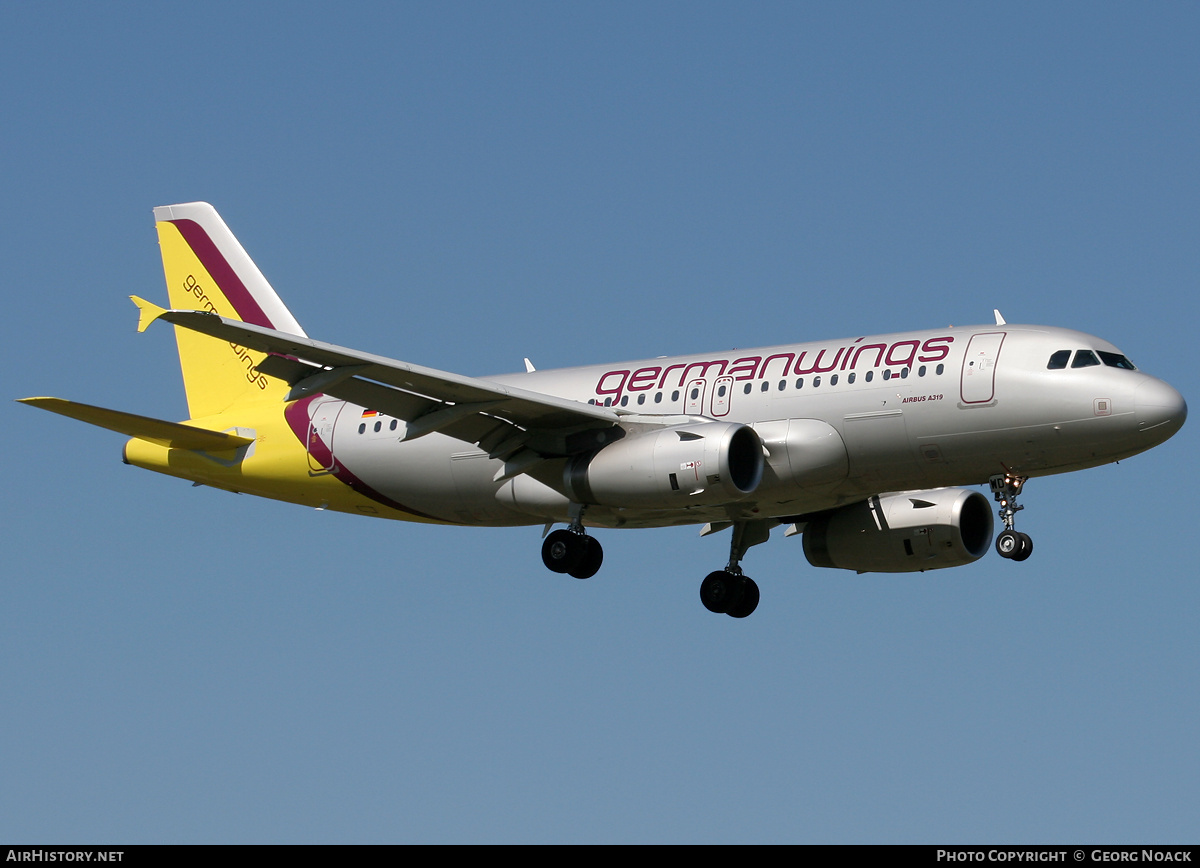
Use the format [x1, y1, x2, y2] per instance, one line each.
[390, 419, 398, 430]
[830, 374, 839, 385]
[1072, 350, 1101, 368]
[883, 370, 891, 380]
[358, 423, 365, 434]
[654, 392, 662, 403]
[744, 384, 752, 394]
[795, 378, 804, 389]
[637, 394, 645, 405]
[936, 364, 944, 375]
[848, 372, 856, 384]
[671, 390, 679, 402]
[778, 380, 786, 391]
[900, 367, 909, 379]
[717, 385, 727, 397]
[865, 370, 874, 382]
[918, 365, 926, 377]
[760, 381, 769, 392]
[813, 376, 822, 387]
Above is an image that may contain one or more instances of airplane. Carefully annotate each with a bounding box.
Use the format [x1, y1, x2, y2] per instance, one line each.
[19, 202, 1187, 618]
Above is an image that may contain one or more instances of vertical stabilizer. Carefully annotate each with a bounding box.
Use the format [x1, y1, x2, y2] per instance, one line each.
[153, 202, 308, 418]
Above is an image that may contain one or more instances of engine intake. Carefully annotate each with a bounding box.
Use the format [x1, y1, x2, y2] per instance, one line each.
[802, 488, 993, 572]
[565, 421, 763, 508]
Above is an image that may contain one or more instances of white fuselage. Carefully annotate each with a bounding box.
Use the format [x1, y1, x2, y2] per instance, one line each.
[315, 323, 1186, 528]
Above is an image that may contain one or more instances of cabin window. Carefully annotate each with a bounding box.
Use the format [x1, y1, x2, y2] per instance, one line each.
[918, 365, 926, 377]
[620, 396, 629, 406]
[637, 394, 645, 405]
[717, 385, 727, 397]
[883, 370, 891, 380]
[374, 421, 382, 432]
[795, 378, 804, 389]
[848, 372, 856, 384]
[390, 419, 398, 430]
[358, 423, 365, 434]
[744, 383, 752, 394]
[813, 376, 822, 387]
[671, 390, 680, 402]
[1047, 350, 1071, 369]
[900, 367, 909, 379]
[778, 380, 786, 391]
[1072, 350, 1101, 368]
[654, 392, 663, 403]
[865, 370, 874, 382]
[936, 364, 945, 375]
[760, 381, 769, 392]
[830, 374, 839, 385]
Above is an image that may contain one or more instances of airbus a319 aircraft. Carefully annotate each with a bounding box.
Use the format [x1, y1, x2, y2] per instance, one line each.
[21, 203, 1187, 618]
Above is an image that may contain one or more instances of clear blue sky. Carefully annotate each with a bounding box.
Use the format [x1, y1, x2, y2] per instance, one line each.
[3, 2, 1197, 843]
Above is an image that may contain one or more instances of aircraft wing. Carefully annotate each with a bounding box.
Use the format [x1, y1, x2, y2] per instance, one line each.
[133, 298, 619, 453]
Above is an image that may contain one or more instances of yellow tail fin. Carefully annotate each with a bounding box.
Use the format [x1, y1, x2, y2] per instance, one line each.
[153, 202, 307, 418]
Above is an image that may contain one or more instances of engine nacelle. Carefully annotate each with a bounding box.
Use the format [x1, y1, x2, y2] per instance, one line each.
[802, 488, 993, 572]
[565, 421, 764, 509]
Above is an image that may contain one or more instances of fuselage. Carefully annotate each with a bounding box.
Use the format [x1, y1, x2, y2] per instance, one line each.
[193, 322, 1181, 530]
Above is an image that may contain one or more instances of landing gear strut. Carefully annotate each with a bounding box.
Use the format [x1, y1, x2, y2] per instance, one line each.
[700, 520, 769, 618]
[990, 472, 1033, 561]
[541, 506, 604, 579]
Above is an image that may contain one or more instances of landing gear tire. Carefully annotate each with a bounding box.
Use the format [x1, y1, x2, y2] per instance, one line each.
[726, 577, 759, 619]
[700, 571, 742, 614]
[700, 571, 758, 617]
[1012, 532, 1033, 562]
[542, 529, 584, 574]
[996, 529, 1034, 560]
[568, 536, 604, 579]
[996, 529, 1021, 559]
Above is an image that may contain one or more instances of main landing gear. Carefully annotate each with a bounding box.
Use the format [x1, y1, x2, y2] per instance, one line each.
[990, 472, 1033, 562]
[541, 507, 604, 579]
[699, 520, 769, 619]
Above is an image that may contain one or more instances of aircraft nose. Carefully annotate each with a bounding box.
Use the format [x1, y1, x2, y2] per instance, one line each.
[1135, 377, 1187, 441]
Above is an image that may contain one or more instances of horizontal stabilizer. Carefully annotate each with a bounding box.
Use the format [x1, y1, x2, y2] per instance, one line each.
[17, 397, 254, 451]
[130, 295, 168, 333]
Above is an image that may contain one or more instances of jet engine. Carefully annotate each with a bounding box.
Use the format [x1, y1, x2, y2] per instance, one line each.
[802, 488, 993, 572]
[565, 421, 763, 509]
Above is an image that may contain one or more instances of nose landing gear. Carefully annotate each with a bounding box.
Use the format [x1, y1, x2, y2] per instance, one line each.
[990, 473, 1033, 561]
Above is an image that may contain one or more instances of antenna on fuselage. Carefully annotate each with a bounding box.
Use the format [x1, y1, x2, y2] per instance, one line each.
[994, 309, 1007, 325]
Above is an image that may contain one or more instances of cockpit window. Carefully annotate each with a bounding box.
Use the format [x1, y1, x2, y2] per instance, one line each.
[1072, 350, 1101, 368]
[1098, 351, 1137, 370]
[1047, 350, 1071, 370]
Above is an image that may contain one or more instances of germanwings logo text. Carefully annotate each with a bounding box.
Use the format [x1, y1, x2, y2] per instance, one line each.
[594, 336, 954, 401]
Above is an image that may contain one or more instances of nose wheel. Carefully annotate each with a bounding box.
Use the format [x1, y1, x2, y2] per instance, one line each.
[990, 473, 1033, 561]
[995, 528, 1033, 561]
